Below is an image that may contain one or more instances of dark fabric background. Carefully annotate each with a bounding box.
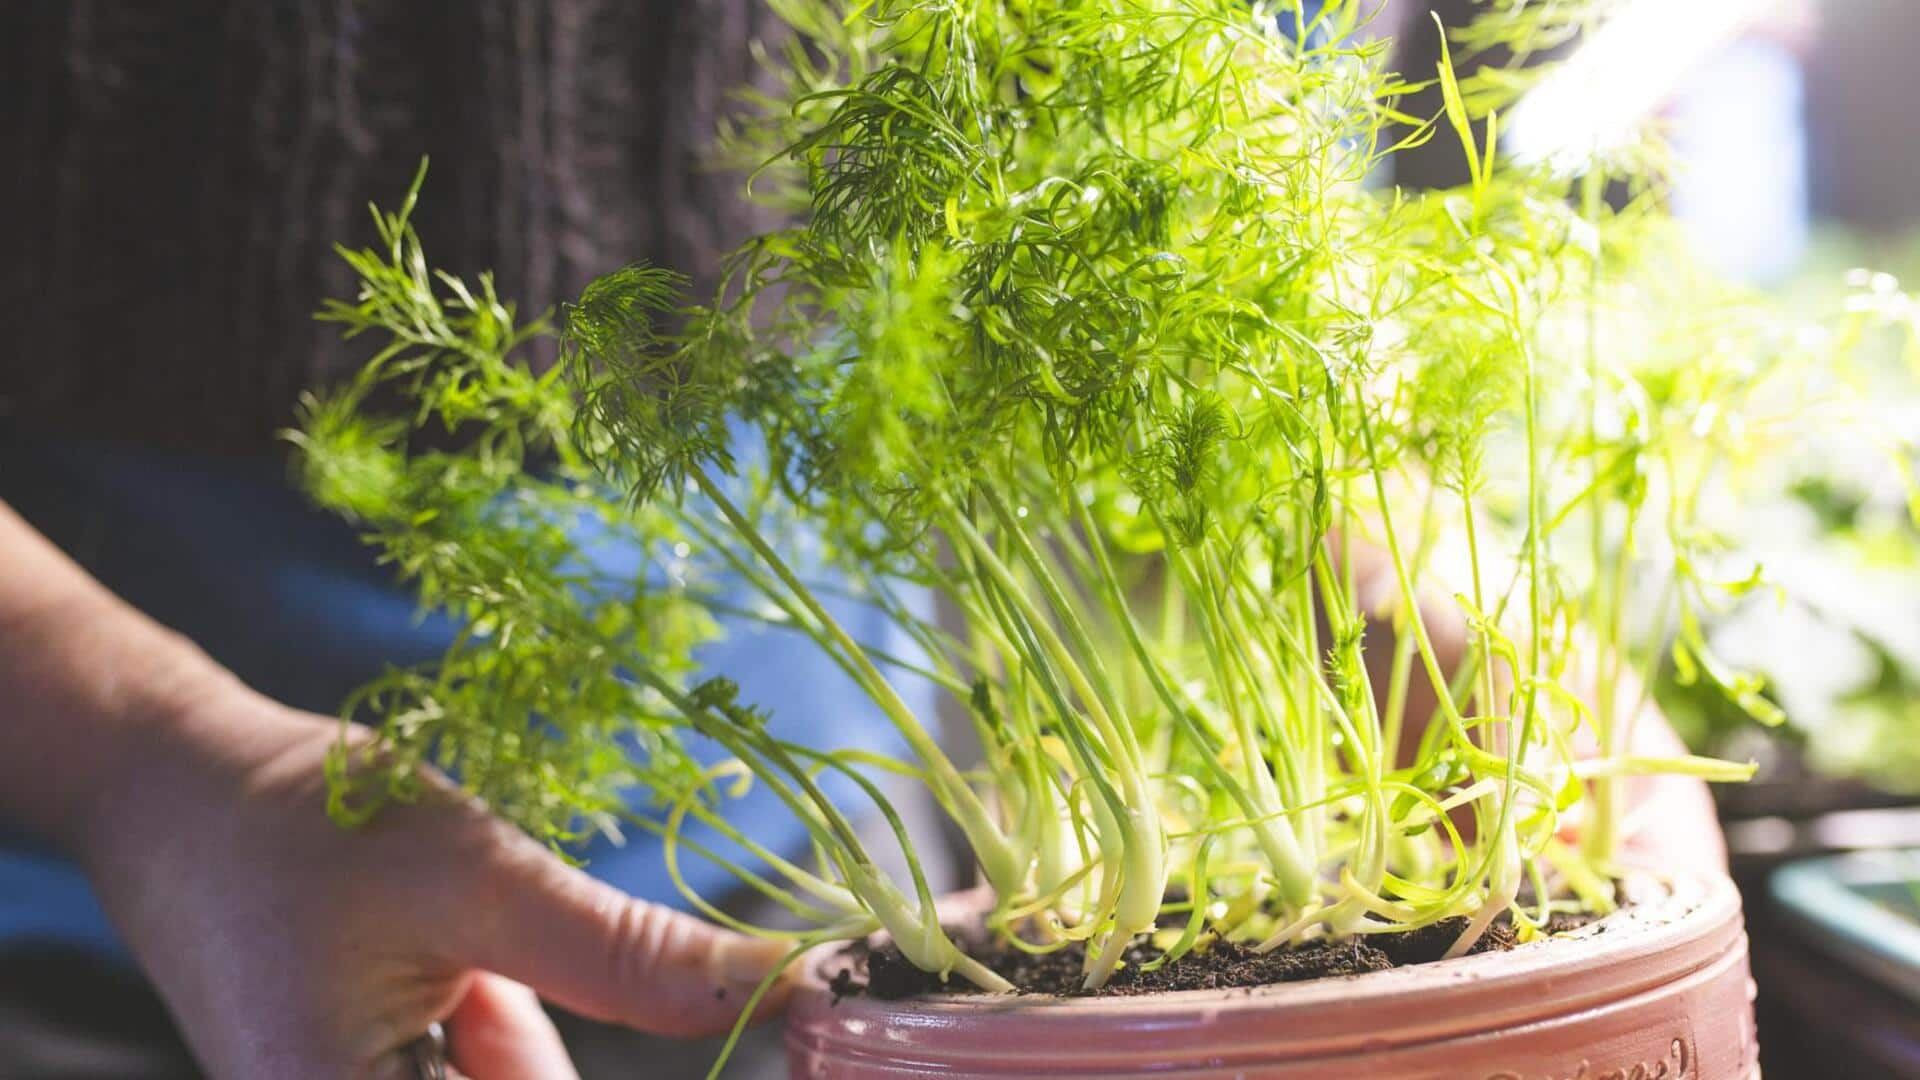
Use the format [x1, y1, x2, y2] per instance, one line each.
[0, 0, 779, 456]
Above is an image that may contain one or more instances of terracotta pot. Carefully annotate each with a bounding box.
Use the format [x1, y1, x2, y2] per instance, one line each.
[785, 873, 1758, 1079]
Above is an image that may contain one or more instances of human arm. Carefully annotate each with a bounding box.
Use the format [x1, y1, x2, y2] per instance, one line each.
[0, 498, 790, 1078]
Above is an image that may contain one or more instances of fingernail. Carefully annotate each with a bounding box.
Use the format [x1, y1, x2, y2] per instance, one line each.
[717, 935, 793, 986]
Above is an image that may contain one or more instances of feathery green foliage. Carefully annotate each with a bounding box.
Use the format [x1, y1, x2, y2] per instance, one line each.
[294, 4, 1908, 1059]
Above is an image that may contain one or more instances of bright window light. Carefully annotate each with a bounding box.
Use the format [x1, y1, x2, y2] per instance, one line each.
[1506, 0, 1785, 172]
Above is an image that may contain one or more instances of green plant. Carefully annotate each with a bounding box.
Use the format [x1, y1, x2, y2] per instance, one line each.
[1653, 251, 1920, 794]
[292, 0, 1908, 1067]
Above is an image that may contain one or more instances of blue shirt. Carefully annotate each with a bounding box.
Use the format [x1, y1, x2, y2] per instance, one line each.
[0, 427, 923, 958]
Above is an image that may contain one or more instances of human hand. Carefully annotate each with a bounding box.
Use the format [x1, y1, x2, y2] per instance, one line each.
[77, 678, 791, 1079]
[1341, 536, 1727, 876]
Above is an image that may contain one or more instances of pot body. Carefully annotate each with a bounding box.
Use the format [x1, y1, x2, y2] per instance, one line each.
[785, 873, 1758, 1079]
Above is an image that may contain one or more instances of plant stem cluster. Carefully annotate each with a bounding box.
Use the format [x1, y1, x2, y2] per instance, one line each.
[296, 2, 1894, 1039]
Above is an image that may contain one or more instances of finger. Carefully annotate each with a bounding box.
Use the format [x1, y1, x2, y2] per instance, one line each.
[445, 974, 580, 1080]
[1623, 712, 1729, 872]
[443, 822, 797, 1037]
[371, 1057, 474, 1080]
[370, 1028, 466, 1080]
[1620, 774, 1727, 871]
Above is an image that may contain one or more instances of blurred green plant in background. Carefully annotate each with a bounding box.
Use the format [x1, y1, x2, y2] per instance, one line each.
[1657, 239, 1920, 796]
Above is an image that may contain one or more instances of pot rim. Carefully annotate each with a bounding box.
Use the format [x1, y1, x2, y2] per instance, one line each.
[792, 869, 1741, 1027]
[786, 871, 1756, 1077]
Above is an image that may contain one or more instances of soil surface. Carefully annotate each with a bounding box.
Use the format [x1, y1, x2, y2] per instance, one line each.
[829, 909, 1598, 1001]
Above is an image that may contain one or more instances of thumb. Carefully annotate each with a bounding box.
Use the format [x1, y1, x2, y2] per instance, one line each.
[445, 974, 580, 1080]
[441, 820, 798, 1038]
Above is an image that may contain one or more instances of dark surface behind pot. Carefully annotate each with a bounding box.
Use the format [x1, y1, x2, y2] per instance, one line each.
[1720, 741, 1920, 1079]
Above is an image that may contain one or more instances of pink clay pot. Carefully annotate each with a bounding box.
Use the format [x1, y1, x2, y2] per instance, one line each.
[785, 873, 1757, 1079]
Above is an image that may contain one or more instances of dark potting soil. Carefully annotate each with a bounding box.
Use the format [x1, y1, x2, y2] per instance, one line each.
[829, 909, 1597, 1001]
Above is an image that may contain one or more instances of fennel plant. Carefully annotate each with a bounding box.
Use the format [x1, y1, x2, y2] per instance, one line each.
[293, 0, 1899, 1039]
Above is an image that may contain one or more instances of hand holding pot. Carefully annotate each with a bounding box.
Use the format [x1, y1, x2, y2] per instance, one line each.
[1341, 534, 1728, 874]
[0, 501, 791, 1078]
[93, 694, 795, 1079]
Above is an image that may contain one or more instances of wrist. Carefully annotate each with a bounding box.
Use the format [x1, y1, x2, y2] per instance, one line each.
[72, 650, 334, 929]
[2, 586, 252, 861]
[87, 624, 243, 858]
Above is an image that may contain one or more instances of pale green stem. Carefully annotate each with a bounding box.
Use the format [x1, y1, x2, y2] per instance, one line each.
[690, 466, 1023, 895]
